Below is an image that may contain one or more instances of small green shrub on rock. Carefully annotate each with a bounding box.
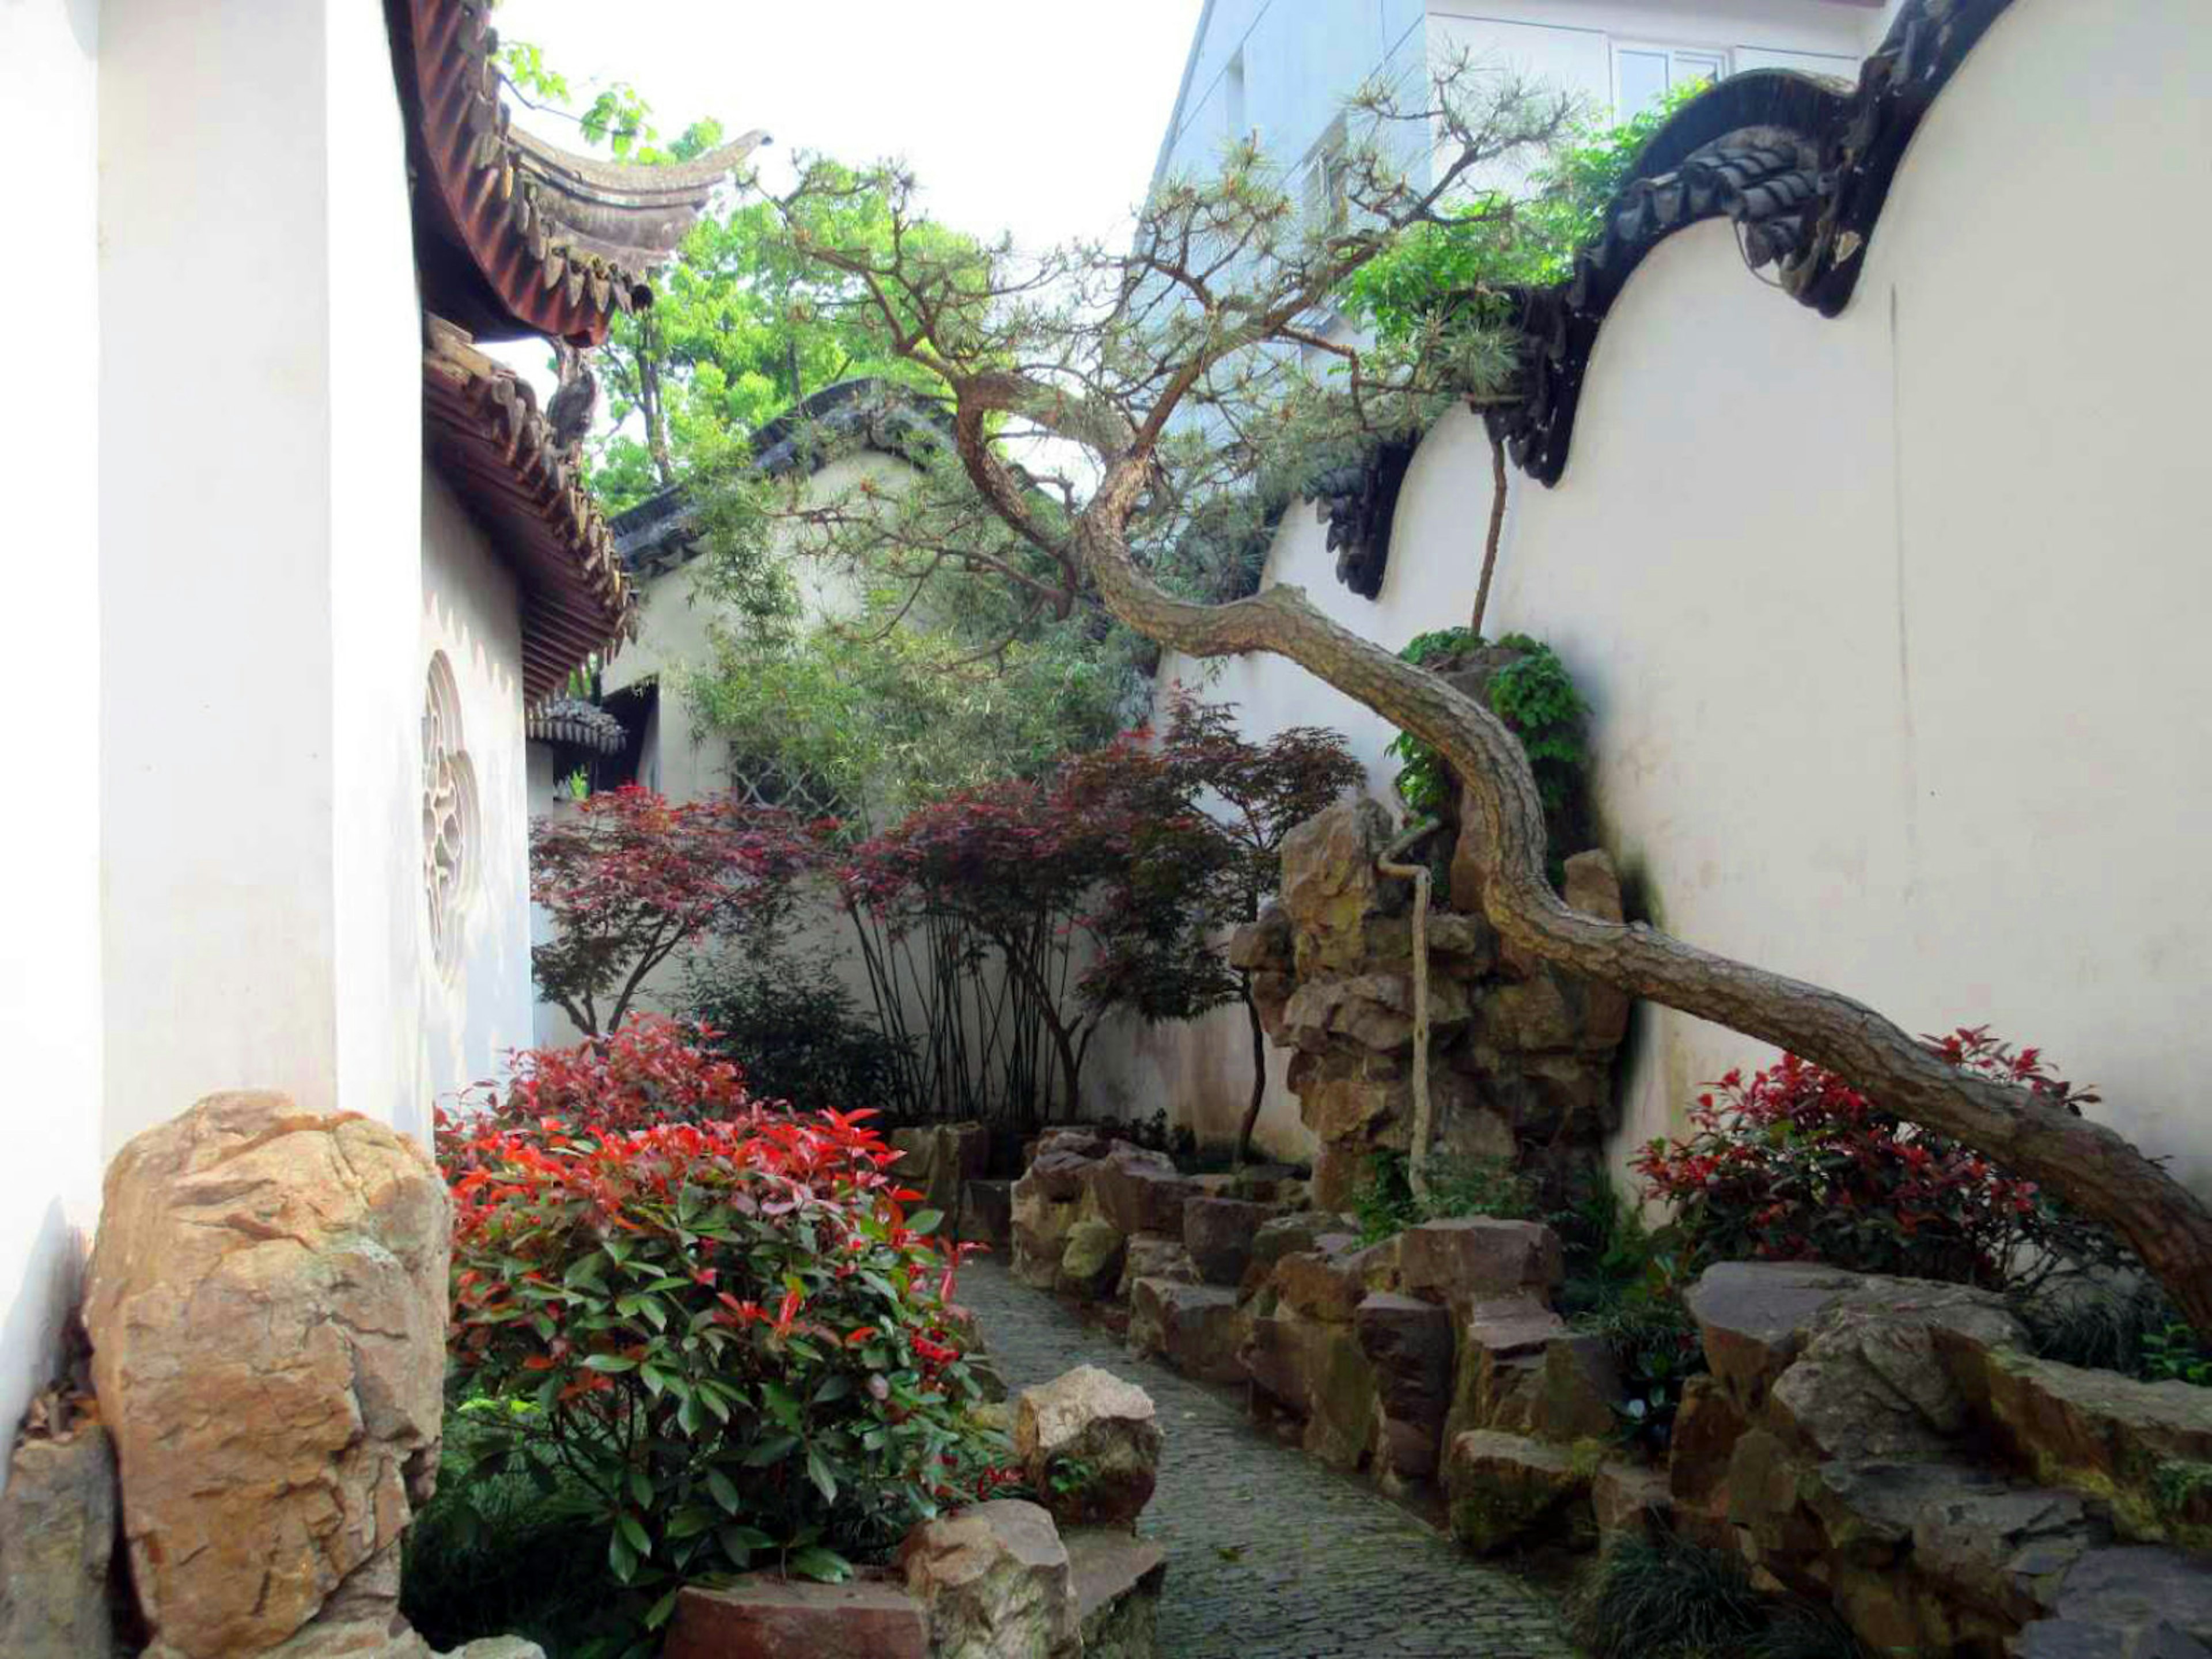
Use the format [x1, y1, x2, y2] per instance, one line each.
[1352, 1147, 1536, 1244]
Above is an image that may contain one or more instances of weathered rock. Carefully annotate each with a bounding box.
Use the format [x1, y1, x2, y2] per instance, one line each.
[1281, 974, 1472, 1056]
[1226, 903, 1293, 973]
[1183, 1197, 1274, 1287]
[1504, 1336, 1622, 1445]
[1012, 1142, 1109, 1289]
[666, 1573, 928, 1659]
[1128, 1280, 1247, 1385]
[1016, 1368, 1162, 1529]
[1960, 1350, 2212, 1549]
[1279, 799, 1397, 979]
[1065, 1528, 1167, 1659]
[890, 1122, 991, 1224]
[1356, 1293, 1453, 1483]
[1443, 1294, 1570, 1448]
[1086, 1143, 1199, 1241]
[1800, 1460, 2099, 1628]
[84, 1092, 449, 1659]
[1592, 1460, 1673, 1541]
[2012, 1546, 2212, 1658]
[1115, 1233, 1197, 1301]
[1274, 1234, 1392, 1324]
[1241, 1212, 1358, 1295]
[0, 1423, 119, 1659]
[901, 1501, 1081, 1659]
[1686, 1260, 2021, 1419]
[1769, 1284, 2024, 1461]
[1444, 1431, 1593, 1554]
[1243, 1313, 1380, 1471]
[1397, 1218, 1563, 1306]
[1055, 1218, 1127, 1302]
[1668, 1373, 1748, 1514]
[961, 1179, 1014, 1248]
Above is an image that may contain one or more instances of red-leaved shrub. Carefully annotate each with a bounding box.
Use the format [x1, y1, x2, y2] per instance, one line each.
[1633, 1027, 2123, 1293]
[437, 1021, 1005, 1634]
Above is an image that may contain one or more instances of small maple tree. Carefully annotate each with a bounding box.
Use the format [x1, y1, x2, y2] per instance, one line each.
[529, 785, 823, 1037]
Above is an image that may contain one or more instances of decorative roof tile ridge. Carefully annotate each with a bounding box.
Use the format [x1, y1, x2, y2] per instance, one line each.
[422, 315, 639, 700]
[393, 0, 767, 346]
[1481, 0, 2016, 486]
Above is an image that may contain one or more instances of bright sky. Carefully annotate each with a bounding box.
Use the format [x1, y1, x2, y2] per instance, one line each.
[493, 0, 1202, 255]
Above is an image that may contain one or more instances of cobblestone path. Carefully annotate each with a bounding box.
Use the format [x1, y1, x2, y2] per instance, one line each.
[961, 1260, 1581, 1659]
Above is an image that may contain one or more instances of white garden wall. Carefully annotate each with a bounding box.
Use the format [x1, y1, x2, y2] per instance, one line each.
[1094, 0, 2212, 1198]
[421, 473, 535, 1120]
[0, 0, 105, 1476]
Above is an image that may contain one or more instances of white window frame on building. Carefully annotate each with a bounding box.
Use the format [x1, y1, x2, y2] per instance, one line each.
[1300, 114, 1353, 238]
[1612, 40, 1732, 118]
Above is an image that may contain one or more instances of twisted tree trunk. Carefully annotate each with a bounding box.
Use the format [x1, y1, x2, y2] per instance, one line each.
[1075, 458, 2212, 1335]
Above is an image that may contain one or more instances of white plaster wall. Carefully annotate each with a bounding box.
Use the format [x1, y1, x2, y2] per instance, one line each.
[1108, 0, 2212, 1194]
[0, 0, 104, 1478]
[332, 0, 429, 1141]
[97, 0, 420, 1149]
[422, 473, 535, 1116]
[1489, 0, 2212, 1200]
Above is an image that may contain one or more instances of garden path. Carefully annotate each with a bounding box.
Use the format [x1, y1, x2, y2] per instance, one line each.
[959, 1260, 1581, 1658]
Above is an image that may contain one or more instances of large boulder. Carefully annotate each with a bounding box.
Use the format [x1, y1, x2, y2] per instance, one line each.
[900, 1501, 1081, 1659]
[1128, 1281, 1247, 1385]
[0, 1421, 120, 1659]
[1241, 1211, 1358, 1297]
[1959, 1350, 2212, 1549]
[1444, 1430, 1593, 1555]
[1183, 1197, 1274, 1287]
[1592, 1460, 1673, 1543]
[1397, 1218, 1563, 1306]
[1767, 1284, 2024, 1462]
[1085, 1143, 1200, 1241]
[1016, 1367, 1162, 1530]
[84, 1092, 449, 1659]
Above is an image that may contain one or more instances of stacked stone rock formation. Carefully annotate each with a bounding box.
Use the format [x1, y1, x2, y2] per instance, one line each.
[1233, 798, 1628, 1209]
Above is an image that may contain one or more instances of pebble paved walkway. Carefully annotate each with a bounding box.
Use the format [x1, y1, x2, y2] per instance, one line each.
[961, 1260, 1581, 1659]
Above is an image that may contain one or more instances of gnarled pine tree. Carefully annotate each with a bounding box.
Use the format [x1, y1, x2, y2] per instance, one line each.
[721, 66, 2212, 1332]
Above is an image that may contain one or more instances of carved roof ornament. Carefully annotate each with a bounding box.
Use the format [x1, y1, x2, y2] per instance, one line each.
[389, 0, 768, 345]
[1309, 439, 1419, 602]
[1484, 0, 2013, 486]
[526, 698, 629, 755]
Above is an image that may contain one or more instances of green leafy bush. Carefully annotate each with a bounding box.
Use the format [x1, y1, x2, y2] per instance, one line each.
[683, 949, 910, 1116]
[1384, 634, 1588, 834]
[1551, 1177, 1705, 1452]
[1351, 1148, 1537, 1245]
[435, 1024, 1009, 1651]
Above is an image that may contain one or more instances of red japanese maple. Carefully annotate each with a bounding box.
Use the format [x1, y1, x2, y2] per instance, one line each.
[530, 785, 825, 1036]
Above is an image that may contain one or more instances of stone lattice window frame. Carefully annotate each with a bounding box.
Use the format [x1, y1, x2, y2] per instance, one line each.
[422, 650, 480, 978]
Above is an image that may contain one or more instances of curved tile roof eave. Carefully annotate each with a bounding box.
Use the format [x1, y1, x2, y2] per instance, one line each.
[1480, 0, 2017, 488]
[392, 0, 766, 347]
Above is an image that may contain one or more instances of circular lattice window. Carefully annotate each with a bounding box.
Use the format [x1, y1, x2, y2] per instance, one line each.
[422, 652, 480, 977]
